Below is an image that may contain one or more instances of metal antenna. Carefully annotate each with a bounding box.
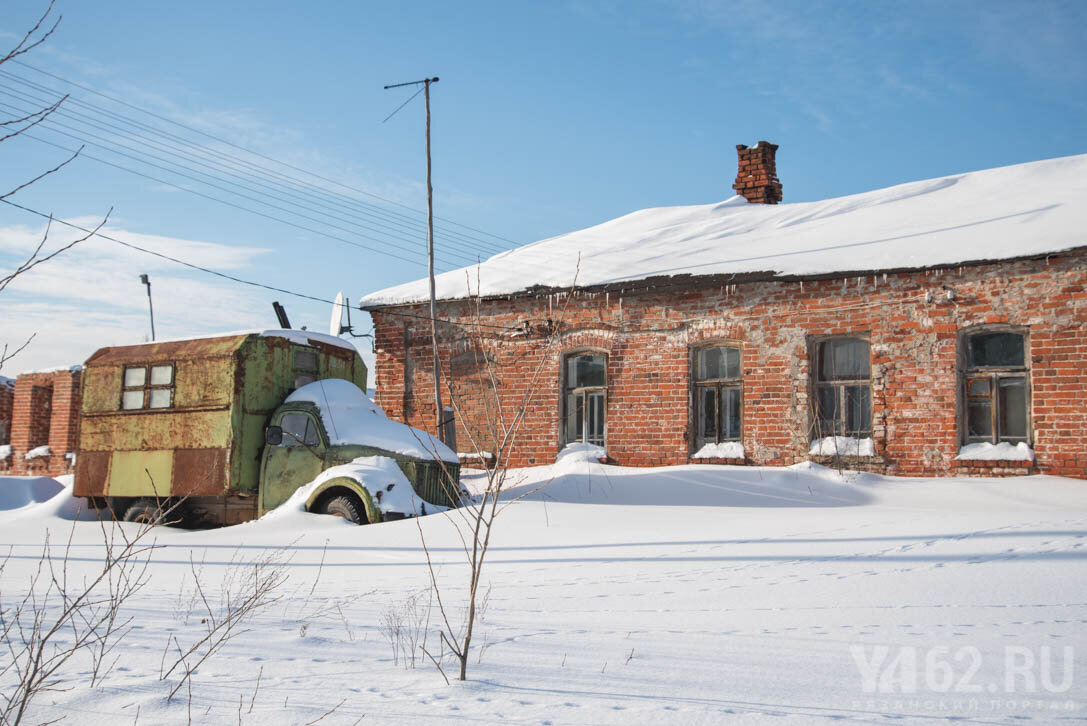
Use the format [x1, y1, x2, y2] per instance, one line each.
[384, 76, 444, 442]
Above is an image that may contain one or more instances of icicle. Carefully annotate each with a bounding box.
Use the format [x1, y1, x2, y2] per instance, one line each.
[800, 280, 804, 293]
[883, 273, 887, 283]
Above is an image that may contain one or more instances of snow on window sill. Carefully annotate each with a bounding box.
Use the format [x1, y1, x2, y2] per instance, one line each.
[692, 442, 745, 459]
[955, 442, 1035, 462]
[809, 436, 875, 457]
[0, 444, 11, 460]
[24, 445, 51, 460]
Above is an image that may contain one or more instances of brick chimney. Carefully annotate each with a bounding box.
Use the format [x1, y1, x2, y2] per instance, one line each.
[732, 141, 782, 204]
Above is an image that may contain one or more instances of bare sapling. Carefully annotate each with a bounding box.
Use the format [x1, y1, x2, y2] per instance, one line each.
[161, 547, 288, 700]
[413, 262, 581, 681]
[0, 497, 183, 725]
[381, 587, 432, 669]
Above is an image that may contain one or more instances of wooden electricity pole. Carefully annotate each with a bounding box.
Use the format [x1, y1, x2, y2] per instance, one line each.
[384, 76, 445, 441]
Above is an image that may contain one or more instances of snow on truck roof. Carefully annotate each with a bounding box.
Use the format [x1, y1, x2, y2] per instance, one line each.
[360, 153, 1087, 306]
[285, 378, 458, 463]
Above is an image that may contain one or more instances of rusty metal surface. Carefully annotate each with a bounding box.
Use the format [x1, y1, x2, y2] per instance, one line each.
[78, 410, 232, 452]
[76, 331, 370, 526]
[83, 334, 250, 367]
[73, 450, 111, 497]
[172, 448, 229, 496]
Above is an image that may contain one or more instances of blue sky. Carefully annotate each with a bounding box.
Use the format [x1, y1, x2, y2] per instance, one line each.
[1, 0, 1085, 376]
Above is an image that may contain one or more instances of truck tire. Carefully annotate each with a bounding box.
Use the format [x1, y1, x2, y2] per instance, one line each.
[319, 493, 365, 525]
[122, 498, 165, 525]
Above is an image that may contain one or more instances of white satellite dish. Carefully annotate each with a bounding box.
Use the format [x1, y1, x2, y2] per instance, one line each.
[329, 291, 346, 336]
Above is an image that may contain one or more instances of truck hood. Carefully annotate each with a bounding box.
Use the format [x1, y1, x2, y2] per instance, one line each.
[286, 379, 458, 463]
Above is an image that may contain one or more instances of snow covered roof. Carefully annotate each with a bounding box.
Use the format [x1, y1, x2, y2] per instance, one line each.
[361, 153, 1087, 306]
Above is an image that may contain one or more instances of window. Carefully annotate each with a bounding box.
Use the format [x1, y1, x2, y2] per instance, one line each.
[293, 348, 319, 388]
[121, 364, 174, 410]
[278, 412, 320, 447]
[813, 338, 871, 438]
[693, 345, 742, 449]
[563, 352, 606, 446]
[963, 330, 1030, 444]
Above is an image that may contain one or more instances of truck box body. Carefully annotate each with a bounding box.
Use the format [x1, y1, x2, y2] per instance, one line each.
[74, 330, 366, 523]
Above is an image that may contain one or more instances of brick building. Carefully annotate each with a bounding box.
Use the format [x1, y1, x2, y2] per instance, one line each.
[0, 368, 82, 477]
[361, 147, 1087, 479]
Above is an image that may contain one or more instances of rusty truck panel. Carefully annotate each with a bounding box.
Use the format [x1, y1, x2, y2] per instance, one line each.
[74, 332, 367, 516]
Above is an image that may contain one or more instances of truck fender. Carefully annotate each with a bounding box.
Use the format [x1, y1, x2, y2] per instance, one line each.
[305, 477, 381, 525]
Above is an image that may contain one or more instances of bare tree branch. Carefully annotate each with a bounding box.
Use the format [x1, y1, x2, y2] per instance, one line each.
[0, 207, 110, 294]
[0, 145, 82, 201]
[0, 1, 60, 67]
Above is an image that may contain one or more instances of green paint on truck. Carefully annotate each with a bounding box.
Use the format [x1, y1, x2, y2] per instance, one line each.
[74, 331, 459, 526]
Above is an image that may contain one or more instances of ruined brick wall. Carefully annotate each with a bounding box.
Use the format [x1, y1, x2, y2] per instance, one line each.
[371, 250, 1087, 478]
[8, 368, 83, 477]
[0, 379, 12, 444]
[0, 379, 12, 472]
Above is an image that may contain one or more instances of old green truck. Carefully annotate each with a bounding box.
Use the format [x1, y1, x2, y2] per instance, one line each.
[73, 330, 460, 526]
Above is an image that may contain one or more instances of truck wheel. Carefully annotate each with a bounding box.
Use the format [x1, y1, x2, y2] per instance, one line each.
[122, 499, 165, 525]
[319, 494, 365, 525]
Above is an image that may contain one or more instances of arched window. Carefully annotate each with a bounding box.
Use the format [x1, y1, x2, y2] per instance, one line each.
[813, 337, 871, 438]
[563, 352, 606, 446]
[693, 345, 742, 450]
[962, 329, 1030, 444]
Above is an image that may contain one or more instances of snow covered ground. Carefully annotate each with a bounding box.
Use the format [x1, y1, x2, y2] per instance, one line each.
[2, 460, 1085, 725]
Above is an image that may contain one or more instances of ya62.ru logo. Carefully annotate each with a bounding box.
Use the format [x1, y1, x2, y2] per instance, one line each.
[851, 646, 1074, 694]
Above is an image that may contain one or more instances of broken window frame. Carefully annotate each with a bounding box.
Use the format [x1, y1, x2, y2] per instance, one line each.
[292, 346, 320, 389]
[812, 336, 872, 439]
[120, 363, 176, 410]
[961, 328, 1031, 445]
[561, 350, 607, 447]
[692, 344, 743, 450]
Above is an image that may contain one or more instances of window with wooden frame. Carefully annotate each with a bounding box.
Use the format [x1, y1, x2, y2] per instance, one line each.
[693, 345, 742, 450]
[812, 337, 871, 438]
[121, 363, 175, 410]
[562, 352, 606, 446]
[962, 329, 1030, 444]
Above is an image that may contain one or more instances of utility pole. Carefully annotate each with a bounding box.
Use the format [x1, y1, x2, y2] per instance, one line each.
[384, 76, 445, 441]
[138, 273, 155, 341]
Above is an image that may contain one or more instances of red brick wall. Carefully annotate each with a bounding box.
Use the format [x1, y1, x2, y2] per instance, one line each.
[0, 380, 12, 472]
[0, 380, 12, 444]
[371, 250, 1087, 479]
[8, 369, 83, 477]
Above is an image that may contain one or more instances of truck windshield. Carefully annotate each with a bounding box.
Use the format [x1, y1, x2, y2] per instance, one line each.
[280, 413, 320, 447]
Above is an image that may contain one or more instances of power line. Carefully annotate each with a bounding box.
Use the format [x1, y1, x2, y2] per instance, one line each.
[0, 197, 527, 332]
[0, 70, 512, 258]
[0, 94, 489, 268]
[10, 61, 521, 249]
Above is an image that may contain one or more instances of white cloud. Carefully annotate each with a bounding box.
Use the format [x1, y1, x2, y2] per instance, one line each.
[0, 219, 273, 373]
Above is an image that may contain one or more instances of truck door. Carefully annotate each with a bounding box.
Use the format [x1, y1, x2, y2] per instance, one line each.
[260, 411, 326, 513]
